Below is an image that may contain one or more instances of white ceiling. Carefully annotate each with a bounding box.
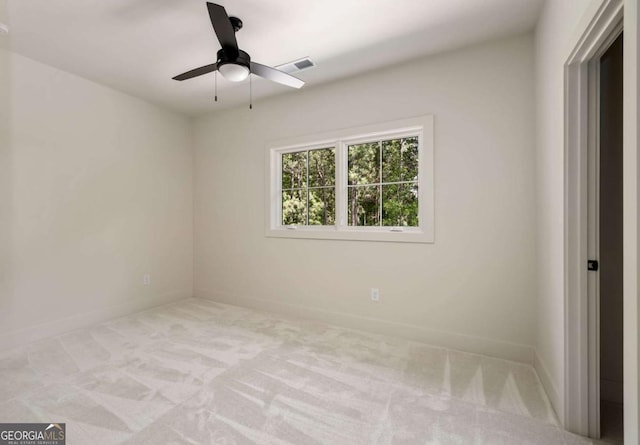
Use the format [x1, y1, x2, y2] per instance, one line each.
[0, 0, 543, 116]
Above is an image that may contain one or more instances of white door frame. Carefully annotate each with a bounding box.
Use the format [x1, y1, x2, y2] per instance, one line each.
[564, 0, 623, 437]
[622, 0, 640, 442]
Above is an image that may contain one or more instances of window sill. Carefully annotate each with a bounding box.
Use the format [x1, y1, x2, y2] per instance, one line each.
[265, 226, 434, 244]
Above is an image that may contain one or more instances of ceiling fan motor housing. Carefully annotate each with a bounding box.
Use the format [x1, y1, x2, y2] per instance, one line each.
[217, 49, 250, 69]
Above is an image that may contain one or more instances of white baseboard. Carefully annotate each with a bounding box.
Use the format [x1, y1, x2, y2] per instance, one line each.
[601, 378, 624, 404]
[196, 289, 535, 364]
[534, 349, 564, 427]
[0, 290, 191, 353]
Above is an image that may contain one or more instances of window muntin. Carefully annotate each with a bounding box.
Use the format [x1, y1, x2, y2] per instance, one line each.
[281, 148, 336, 226]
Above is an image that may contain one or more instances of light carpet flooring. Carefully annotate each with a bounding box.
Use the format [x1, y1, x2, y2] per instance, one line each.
[0, 298, 612, 444]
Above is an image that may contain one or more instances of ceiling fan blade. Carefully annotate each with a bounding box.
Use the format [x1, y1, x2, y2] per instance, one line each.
[250, 62, 305, 89]
[172, 63, 218, 81]
[207, 3, 239, 59]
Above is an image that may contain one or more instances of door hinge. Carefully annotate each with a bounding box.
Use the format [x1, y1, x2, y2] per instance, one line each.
[587, 260, 599, 271]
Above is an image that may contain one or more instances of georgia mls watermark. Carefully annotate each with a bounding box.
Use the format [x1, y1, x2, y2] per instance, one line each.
[0, 423, 65, 445]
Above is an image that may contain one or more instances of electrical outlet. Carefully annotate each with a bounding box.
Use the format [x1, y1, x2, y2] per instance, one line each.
[370, 288, 380, 302]
[143, 274, 151, 286]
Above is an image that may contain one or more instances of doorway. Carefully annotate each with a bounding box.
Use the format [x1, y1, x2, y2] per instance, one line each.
[597, 32, 624, 443]
[563, 0, 623, 438]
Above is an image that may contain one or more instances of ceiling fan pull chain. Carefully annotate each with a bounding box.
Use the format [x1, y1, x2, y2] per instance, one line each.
[249, 74, 253, 110]
[214, 71, 218, 102]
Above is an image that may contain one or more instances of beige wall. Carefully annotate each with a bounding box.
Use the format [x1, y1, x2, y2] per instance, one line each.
[533, 0, 595, 418]
[193, 34, 537, 362]
[0, 49, 194, 349]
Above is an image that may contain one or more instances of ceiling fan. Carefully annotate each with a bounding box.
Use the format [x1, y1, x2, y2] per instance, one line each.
[172, 2, 305, 91]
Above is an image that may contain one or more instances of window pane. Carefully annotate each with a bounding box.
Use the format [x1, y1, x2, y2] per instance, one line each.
[309, 187, 335, 225]
[308, 148, 335, 188]
[282, 151, 307, 190]
[382, 137, 419, 183]
[282, 189, 307, 225]
[382, 182, 419, 226]
[401, 137, 419, 182]
[348, 142, 380, 185]
[382, 138, 402, 183]
[348, 185, 380, 226]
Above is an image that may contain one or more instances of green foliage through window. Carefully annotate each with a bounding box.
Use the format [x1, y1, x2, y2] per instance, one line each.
[282, 148, 335, 225]
[280, 136, 419, 229]
[347, 137, 419, 227]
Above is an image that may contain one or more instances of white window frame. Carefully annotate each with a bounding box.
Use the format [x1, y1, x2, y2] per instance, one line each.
[265, 115, 434, 243]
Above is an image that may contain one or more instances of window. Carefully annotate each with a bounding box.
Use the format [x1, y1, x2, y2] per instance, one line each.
[347, 137, 419, 227]
[282, 148, 336, 226]
[267, 115, 434, 243]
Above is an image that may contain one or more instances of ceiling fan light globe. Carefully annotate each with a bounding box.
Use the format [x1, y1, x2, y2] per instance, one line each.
[219, 63, 250, 82]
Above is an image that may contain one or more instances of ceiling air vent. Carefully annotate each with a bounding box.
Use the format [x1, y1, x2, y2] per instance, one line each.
[294, 59, 314, 70]
[275, 57, 315, 74]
